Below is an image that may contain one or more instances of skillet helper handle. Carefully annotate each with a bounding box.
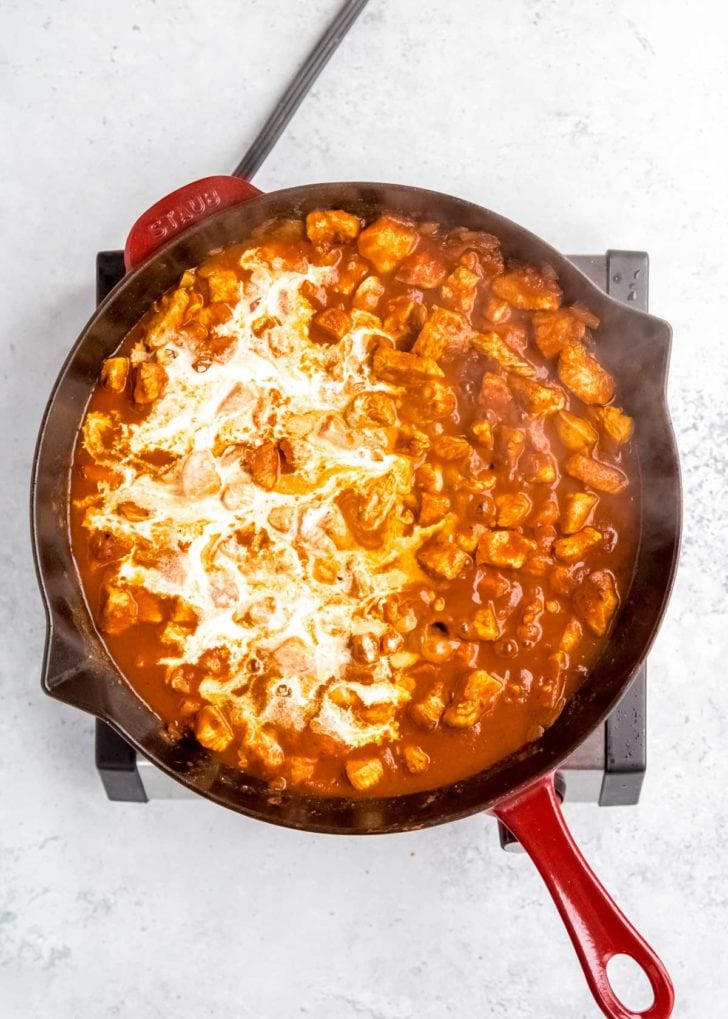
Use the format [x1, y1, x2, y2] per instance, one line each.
[124, 175, 262, 271]
[493, 776, 674, 1019]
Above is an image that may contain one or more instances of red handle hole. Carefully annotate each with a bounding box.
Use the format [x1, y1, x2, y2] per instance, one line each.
[606, 954, 656, 1015]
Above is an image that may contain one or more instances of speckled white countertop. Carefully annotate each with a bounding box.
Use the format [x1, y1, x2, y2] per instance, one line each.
[2, 1, 727, 1016]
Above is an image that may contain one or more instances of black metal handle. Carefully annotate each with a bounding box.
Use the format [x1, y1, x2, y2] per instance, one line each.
[232, 0, 369, 180]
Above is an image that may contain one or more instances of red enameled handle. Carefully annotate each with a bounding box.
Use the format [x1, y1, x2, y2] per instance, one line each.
[493, 775, 674, 1019]
[124, 175, 262, 271]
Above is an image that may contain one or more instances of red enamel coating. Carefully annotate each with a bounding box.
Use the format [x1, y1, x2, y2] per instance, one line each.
[124, 175, 262, 270]
[493, 776, 675, 1019]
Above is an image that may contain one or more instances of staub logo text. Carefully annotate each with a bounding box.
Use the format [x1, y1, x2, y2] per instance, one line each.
[148, 189, 222, 239]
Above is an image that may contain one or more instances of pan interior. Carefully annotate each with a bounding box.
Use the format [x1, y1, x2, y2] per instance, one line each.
[32, 182, 681, 833]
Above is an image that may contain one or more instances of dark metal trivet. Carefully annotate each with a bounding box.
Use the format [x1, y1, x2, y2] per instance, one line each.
[93, 248, 648, 824]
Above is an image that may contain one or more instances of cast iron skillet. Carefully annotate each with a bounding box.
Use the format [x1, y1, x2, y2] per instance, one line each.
[31, 177, 681, 1019]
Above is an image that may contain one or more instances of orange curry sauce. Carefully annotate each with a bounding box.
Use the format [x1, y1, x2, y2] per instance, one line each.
[70, 211, 638, 797]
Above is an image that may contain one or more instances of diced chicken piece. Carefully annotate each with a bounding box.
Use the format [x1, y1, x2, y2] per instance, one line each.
[346, 756, 384, 791]
[414, 379, 457, 422]
[166, 664, 196, 693]
[99, 585, 138, 635]
[471, 332, 534, 376]
[596, 405, 634, 444]
[317, 413, 357, 451]
[270, 637, 316, 677]
[245, 728, 285, 773]
[403, 744, 430, 774]
[313, 307, 351, 342]
[90, 530, 132, 563]
[351, 633, 379, 664]
[440, 264, 481, 313]
[432, 435, 473, 461]
[495, 322, 529, 353]
[135, 587, 163, 623]
[279, 436, 313, 473]
[409, 681, 447, 730]
[145, 288, 189, 348]
[160, 621, 187, 651]
[484, 297, 511, 324]
[548, 564, 578, 596]
[194, 705, 233, 752]
[382, 294, 425, 340]
[81, 413, 116, 459]
[534, 652, 568, 713]
[553, 526, 603, 563]
[358, 700, 398, 726]
[285, 411, 322, 437]
[522, 453, 557, 485]
[250, 314, 279, 340]
[508, 375, 566, 416]
[380, 629, 404, 656]
[333, 254, 370, 294]
[352, 275, 386, 311]
[413, 306, 471, 360]
[443, 669, 504, 728]
[491, 264, 562, 311]
[395, 426, 430, 458]
[495, 492, 532, 527]
[358, 216, 419, 273]
[560, 617, 583, 653]
[180, 450, 221, 499]
[133, 361, 168, 404]
[555, 410, 598, 450]
[415, 463, 444, 494]
[522, 552, 554, 578]
[390, 652, 420, 672]
[352, 473, 397, 532]
[267, 505, 295, 533]
[532, 309, 586, 358]
[418, 492, 451, 526]
[561, 491, 598, 534]
[118, 501, 153, 523]
[471, 419, 494, 449]
[558, 343, 615, 405]
[417, 535, 471, 581]
[100, 357, 130, 393]
[454, 523, 486, 553]
[573, 569, 619, 636]
[449, 230, 505, 276]
[477, 529, 537, 569]
[250, 441, 280, 490]
[289, 756, 316, 785]
[530, 498, 559, 526]
[566, 453, 628, 493]
[305, 209, 361, 246]
[479, 373, 513, 416]
[570, 304, 601, 328]
[206, 269, 240, 304]
[495, 426, 526, 469]
[345, 391, 398, 428]
[171, 597, 199, 627]
[395, 249, 448, 288]
[372, 347, 444, 384]
[472, 603, 500, 640]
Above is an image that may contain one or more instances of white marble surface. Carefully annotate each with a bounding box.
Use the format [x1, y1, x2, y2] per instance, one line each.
[2, 1, 727, 1016]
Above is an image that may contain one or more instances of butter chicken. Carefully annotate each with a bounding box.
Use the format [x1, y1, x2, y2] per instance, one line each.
[70, 210, 637, 796]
